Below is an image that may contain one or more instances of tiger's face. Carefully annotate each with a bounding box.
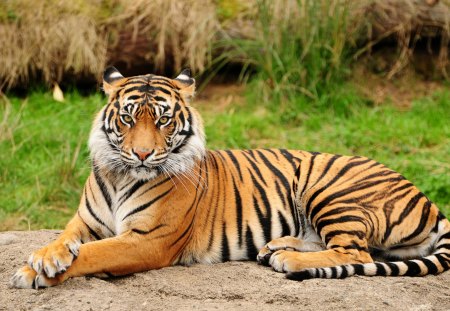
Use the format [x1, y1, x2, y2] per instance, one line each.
[89, 67, 205, 180]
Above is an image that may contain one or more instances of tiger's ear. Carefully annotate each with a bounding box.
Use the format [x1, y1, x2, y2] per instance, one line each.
[173, 68, 195, 101]
[102, 66, 125, 95]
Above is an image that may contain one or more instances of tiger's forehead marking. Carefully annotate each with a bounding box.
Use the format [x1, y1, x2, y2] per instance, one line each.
[113, 76, 182, 109]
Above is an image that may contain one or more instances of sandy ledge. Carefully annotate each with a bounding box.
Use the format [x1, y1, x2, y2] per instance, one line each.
[0, 230, 449, 311]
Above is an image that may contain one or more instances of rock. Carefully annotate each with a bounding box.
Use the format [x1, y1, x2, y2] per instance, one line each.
[0, 233, 18, 245]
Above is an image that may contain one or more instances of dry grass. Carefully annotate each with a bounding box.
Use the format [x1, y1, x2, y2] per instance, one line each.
[0, 0, 108, 89]
[0, 0, 220, 89]
[355, 0, 450, 78]
[0, 0, 448, 90]
[112, 0, 220, 73]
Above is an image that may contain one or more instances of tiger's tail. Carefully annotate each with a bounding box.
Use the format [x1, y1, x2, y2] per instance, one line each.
[287, 217, 450, 281]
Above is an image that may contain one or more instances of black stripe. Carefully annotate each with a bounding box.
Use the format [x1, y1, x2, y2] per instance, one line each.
[136, 177, 171, 199]
[131, 224, 167, 235]
[297, 155, 316, 203]
[339, 266, 349, 278]
[399, 200, 432, 243]
[330, 243, 368, 252]
[375, 263, 387, 276]
[317, 268, 325, 278]
[438, 231, 450, 242]
[84, 190, 114, 235]
[324, 230, 366, 244]
[311, 206, 358, 224]
[256, 151, 296, 232]
[245, 225, 258, 260]
[383, 192, 425, 243]
[316, 215, 365, 238]
[330, 267, 337, 278]
[353, 264, 365, 275]
[78, 211, 102, 240]
[118, 180, 147, 206]
[153, 96, 167, 102]
[388, 182, 414, 195]
[404, 261, 422, 276]
[304, 158, 372, 216]
[93, 168, 112, 211]
[436, 243, 450, 250]
[422, 258, 438, 274]
[221, 224, 230, 262]
[249, 170, 272, 243]
[170, 216, 195, 247]
[274, 181, 287, 208]
[242, 152, 267, 186]
[127, 95, 142, 101]
[325, 192, 378, 212]
[309, 177, 405, 222]
[152, 86, 172, 95]
[122, 85, 153, 94]
[256, 150, 291, 191]
[232, 176, 244, 247]
[122, 187, 173, 220]
[225, 150, 243, 181]
[386, 262, 400, 275]
[87, 226, 102, 240]
[312, 154, 341, 186]
[435, 254, 449, 269]
[278, 149, 299, 172]
[278, 211, 291, 237]
[353, 169, 398, 185]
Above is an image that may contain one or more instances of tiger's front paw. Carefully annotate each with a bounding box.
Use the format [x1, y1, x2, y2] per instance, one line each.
[10, 266, 66, 289]
[10, 266, 37, 289]
[28, 238, 80, 278]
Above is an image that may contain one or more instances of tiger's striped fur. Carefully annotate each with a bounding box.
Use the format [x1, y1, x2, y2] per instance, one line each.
[10, 68, 449, 288]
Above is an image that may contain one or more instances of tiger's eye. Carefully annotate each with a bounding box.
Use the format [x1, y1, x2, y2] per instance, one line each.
[159, 116, 170, 125]
[123, 115, 133, 123]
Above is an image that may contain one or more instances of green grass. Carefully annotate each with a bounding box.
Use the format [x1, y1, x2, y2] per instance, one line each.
[215, 0, 353, 102]
[0, 92, 104, 229]
[0, 86, 449, 230]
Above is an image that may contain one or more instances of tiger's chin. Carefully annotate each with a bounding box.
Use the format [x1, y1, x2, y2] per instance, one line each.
[129, 167, 160, 181]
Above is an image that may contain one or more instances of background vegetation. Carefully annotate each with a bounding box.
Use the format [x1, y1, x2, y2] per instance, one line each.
[0, 0, 449, 230]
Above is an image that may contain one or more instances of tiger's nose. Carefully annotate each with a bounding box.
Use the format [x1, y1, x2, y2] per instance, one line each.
[132, 148, 154, 161]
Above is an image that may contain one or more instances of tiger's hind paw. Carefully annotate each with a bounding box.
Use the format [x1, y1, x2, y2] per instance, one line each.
[269, 250, 303, 273]
[257, 236, 324, 266]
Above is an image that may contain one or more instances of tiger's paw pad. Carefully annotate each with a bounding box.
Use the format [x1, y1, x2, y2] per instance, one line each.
[28, 239, 80, 278]
[268, 250, 303, 273]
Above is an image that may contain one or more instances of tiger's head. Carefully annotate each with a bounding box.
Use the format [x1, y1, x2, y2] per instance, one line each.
[89, 67, 206, 180]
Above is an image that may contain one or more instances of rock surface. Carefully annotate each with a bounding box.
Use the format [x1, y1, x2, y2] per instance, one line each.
[0, 230, 449, 311]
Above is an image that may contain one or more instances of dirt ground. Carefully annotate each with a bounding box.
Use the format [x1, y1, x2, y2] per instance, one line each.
[0, 231, 449, 311]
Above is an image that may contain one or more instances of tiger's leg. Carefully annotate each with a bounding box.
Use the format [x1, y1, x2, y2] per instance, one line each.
[267, 213, 374, 273]
[10, 213, 92, 288]
[257, 236, 325, 266]
[11, 230, 174, 288]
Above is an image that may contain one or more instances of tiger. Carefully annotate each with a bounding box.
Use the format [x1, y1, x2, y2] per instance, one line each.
[10, 67, 449, 289]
